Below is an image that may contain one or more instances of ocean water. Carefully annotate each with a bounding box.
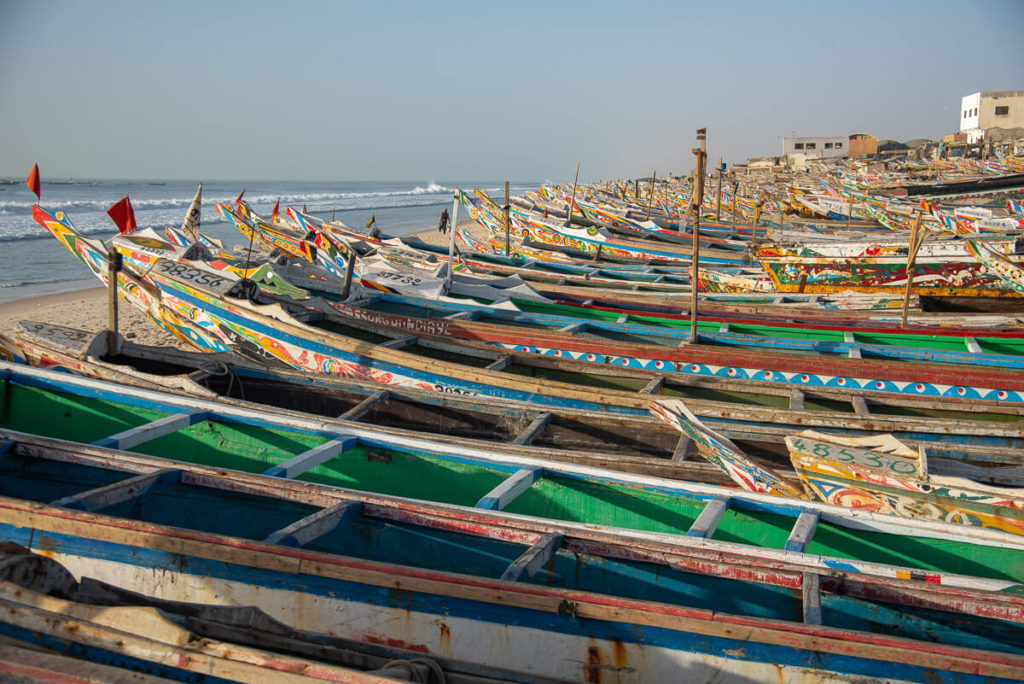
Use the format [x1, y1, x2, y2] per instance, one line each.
[0, 178, 539, 303]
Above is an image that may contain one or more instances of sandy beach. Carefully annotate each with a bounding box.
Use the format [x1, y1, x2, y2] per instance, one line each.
[0, 221, 486, 349]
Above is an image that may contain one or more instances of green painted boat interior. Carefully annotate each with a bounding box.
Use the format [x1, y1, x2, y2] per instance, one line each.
[3, 378, 1024, 584]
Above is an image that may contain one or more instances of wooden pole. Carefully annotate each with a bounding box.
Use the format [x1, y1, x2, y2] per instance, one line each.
[645, 170, 657, 220]
[341, 250, 356, 300]
[566, 162, 580, 227]
[900, 210, 926, 329]
[847, 189, 854, 222]
[689, 128, 707, 343]
[445, 189, 460, 293]
[504, 180, 511, 256]
[105, 247, 122, 357]
[715, 157, 723, 221]
[731, 181, 739, 228]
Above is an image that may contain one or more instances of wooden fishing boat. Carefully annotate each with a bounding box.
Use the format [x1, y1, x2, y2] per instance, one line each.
[8, 319, 1024, 480]
[4, 427, 1024, 682]
[787, 431, 1024, 536]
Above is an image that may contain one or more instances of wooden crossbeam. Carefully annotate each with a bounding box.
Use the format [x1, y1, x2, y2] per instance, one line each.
[263, 436, 358, 479]
[651, 275, 665, 283]
[616, 314, 629, 323]
[848, 347, 862, 359]
[671, 436, 693, 462]
[485, 355, 513, 372]
[340, 390, 389, 421]
[92, 411, 206, 450]
[559, 322, 586, 333]
[851, 395, 870, 415]
[784, 510, 820, 553]
[500, 533, 563, 582]
[843, 331, 855, 344]
[789, 389, 805, 411]
[686, 497, 729, 538]
[381, 335, 418, 349]
[512, 413, 552, 446]
[476, 467, 542, 510]
[803, 572, 822, 624]
[264, 500, 363, 548]
[719, 322, 729, 333]
[965, 337, 982, 354]
[639, 375, 666, 395]
[50, 469, 181, 512]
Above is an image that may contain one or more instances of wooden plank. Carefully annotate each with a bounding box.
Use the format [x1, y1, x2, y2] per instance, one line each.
[476, 467, 542, 510]
[851, 396, 870, 415]
[263, 436, 358, 479]
[500, 532, 563, 582]
[686, 497, 729, 538]
[789, 389, 805, 411]
[671, 436, 693, 462]
[92, 411, 206, 450]
[339, 390, 389, 422]
[616, 314, 629, 323]
[844, 331, 854, 344]
[639, 375, 666, 395]
[264, 500, 363, 548]
[719, 322, 729, 333]
[803, 572, 822, 625]
[484, 355, 513, 372]
[50, 469, 181, 512]
[512, 412, 552, 446]
[380, 335, 417, 349]
[559, 321, 586, 333]
[965, 336, 982, 354]
[785, 510, 820, 553]
[848, 346, 862, 359]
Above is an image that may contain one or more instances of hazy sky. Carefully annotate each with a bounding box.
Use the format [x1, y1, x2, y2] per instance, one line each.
[1, 0, 1021, 182]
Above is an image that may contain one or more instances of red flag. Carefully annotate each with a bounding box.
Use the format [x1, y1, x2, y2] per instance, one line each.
[271, 198, 280, 223]
[25, 164, 40, 202]
[235, 189, 246, 204]
[107, 195, 137, 234]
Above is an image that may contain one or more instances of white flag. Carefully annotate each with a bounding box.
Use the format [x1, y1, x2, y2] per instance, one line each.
[180, 183, 202, 241]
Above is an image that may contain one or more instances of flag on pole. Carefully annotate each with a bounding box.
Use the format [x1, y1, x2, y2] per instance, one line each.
[25, 164, 40, 202]
[107, 195, 137, 235]
[365, 214, 376, 229]
[271, 198, 280, 223]
[235, 189, 246, 204]
[180, 183, 202, 241]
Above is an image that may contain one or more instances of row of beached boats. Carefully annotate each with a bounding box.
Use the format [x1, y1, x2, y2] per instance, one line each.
[3, 157, 1024, 681]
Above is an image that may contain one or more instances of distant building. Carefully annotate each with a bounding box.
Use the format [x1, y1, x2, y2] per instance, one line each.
[782, 136, 847, 160]
[960, 91, 1024, 143]
[848, 133, 878, 157]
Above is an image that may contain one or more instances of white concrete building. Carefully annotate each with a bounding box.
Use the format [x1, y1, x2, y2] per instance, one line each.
[959, 91, 1024, 143]
[781, 136, 847, 161]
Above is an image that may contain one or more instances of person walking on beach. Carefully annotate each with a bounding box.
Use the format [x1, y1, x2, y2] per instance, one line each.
[438, 208, 450, 235]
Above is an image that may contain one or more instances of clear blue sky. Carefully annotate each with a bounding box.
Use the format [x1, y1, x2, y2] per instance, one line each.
[1, 0, 1021, 182]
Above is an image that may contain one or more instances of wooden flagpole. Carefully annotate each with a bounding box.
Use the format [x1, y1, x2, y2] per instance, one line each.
[688, 128, 707, 343]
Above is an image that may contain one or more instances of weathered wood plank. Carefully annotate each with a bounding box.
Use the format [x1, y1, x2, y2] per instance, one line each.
[789, 389, 805, 411]
[476, 467, 542, 510]
[501, 532, 563, 582]
[851, 395, 870, 415]
[264, 501, 363, 548]
[559, 321, 586, 333]
[444, 311, 477, 321]
[92, 411, 205, 450]
[484, 355, 513, 372]
[639, 375, 667, 395]
[686, 497, 729, 538]
[848, 346, 862, 359]
[671, 436, 693, 462]
[965, 337, 982, 354]
[512, 412, 552, 446]
[380, 335, 417, 349]
[785, 510, 820, 553]
[339, 390, 389, 422]
[263, 436, 358, 479]
[803, 572, 822, 625]
[50, 469, 181, 512]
